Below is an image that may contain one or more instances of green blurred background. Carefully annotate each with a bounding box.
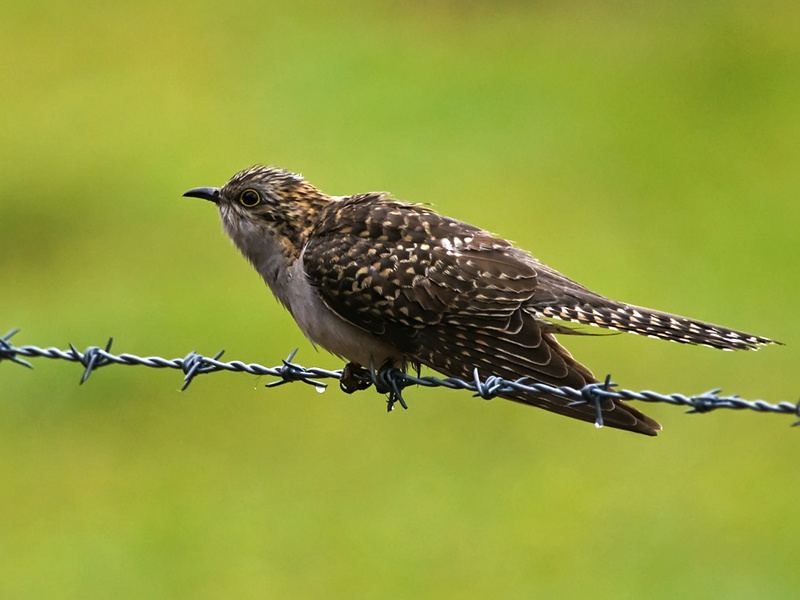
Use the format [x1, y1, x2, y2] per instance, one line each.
[1, 1, 798, 598]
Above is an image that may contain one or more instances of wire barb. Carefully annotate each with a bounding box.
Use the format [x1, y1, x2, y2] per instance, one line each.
[0, 329, 33, 369]
[69, 338, 115, 384]
[1, 328, 796, 428]
[371, 367, 409, 411]
[470, 368, 507, 400]
[567, 375, 616, 429]
[181, 349, 226, 390]
[266, 348, 328, 390]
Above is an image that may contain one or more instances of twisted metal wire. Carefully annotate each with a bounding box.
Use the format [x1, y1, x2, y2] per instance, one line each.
[2, 328, 798, 427]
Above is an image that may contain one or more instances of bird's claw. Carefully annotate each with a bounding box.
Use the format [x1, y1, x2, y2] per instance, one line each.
[339, 362, 373, 394]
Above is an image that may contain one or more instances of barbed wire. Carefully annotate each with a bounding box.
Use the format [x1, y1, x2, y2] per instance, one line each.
[2, 328, 798, 427]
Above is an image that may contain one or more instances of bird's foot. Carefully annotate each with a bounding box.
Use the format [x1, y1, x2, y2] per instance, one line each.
[339, 361, 411, 411]
[339, 362, 374, 394]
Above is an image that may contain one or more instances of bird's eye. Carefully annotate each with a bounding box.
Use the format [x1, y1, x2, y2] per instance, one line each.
[239, 189, 261, 207]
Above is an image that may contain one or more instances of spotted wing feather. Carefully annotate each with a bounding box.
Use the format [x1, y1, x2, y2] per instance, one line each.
[303, 195, 661, 435]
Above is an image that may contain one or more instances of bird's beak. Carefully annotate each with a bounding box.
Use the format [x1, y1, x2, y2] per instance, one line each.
[183, 187, 220, 204]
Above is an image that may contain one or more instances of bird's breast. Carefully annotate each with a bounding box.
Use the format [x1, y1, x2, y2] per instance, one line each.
[285, 257, 405, 368]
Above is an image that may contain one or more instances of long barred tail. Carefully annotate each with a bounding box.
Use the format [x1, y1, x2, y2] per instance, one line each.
[536, 302, 779, 351]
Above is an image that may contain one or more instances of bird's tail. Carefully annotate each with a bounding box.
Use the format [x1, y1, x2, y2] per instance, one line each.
[536, 302, 778, 351]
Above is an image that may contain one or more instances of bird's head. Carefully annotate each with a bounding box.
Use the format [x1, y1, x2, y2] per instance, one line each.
[184, 165, 332, 258]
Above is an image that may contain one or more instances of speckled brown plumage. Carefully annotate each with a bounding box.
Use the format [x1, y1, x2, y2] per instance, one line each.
[185, 165, 779, 436]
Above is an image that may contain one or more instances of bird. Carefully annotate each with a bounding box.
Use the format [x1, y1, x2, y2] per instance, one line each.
[184, 165, 778, 436]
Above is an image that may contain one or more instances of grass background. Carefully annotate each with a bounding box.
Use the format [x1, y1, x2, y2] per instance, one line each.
[1, 1, 798, 598]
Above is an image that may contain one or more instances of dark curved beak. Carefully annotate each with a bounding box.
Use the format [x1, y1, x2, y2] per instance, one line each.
[183, 187, 220, 204]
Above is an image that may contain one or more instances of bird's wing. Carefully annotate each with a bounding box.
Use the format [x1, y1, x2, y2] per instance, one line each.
[303, 195, 660, 435]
